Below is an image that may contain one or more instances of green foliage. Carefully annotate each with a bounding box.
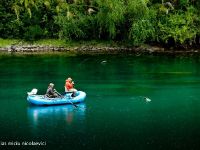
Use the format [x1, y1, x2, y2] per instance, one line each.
[95, 0, 126, 39]
[10, 0, 59, 40]
[0, 39, 20, 47]
[179, 0, 189, 7]
[24, 25, 44, 41]
[1, 0, 200, 48]
[55, 15, 85, 40]
[129, 8, 157, 45]
[157, 7, 197, 44]
[54, 0, 97, 40]
[12, 0, 38, 19]
[126, 0, 150, 19]
[0, 0, 23, 38]
[127, 0, 155, 45]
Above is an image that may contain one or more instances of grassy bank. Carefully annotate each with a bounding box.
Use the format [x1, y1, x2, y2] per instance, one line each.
[0, 39, 124, 48]
[0, 39, 69, 47]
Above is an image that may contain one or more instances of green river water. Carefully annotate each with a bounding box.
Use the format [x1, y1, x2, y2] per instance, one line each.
[0, 54, 200, 150]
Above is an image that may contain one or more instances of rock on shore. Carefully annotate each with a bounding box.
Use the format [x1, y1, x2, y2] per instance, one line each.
[0, 45, 199, 55]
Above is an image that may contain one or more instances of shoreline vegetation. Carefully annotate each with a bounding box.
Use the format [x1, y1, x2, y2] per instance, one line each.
[0, 39, 200, 55]
[1, 0, 200, 55]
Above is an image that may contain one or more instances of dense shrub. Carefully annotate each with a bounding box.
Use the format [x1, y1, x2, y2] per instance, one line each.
[157, 7, 198, 45]
[0, 0, 23, 38]
[129, 7, 157, 45]
[55, 14, 97, 40]
[24, 25, 44, 41]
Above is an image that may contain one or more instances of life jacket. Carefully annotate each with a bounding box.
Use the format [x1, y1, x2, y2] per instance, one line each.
[65, 79, 73, 91]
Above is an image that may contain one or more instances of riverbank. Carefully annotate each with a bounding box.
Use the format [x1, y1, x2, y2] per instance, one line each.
[0, 39, 200, 55]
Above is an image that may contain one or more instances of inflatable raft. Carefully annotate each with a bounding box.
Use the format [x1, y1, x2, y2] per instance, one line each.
[27, 91, 86, 106]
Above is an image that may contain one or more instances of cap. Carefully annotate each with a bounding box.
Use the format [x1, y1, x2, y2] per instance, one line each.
[49, 83, 54, 87]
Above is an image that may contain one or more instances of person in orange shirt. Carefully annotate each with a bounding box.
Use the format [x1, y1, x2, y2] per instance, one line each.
[65, 77, 77, 97]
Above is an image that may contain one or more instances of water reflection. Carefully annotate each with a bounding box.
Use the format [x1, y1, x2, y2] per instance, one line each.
[27, 103, 86, 128]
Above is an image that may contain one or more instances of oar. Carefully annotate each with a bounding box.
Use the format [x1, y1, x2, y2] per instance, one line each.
[55, 91, 78, 108]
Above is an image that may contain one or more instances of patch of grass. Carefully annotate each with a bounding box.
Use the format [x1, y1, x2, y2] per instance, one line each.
[0, 39, 20, 47]
[63, 40, 125, 47]
[33, 39, 67, 47]
[0, 39, 67, 47]
[0, 39, 128, 48]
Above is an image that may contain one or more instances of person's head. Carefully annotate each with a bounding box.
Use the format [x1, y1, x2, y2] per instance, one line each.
[66, 77, 72, 82]
[49, 83, 54, 87]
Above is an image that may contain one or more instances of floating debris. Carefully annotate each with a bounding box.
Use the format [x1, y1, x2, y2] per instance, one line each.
[130, 96, 151, 103]
[101, 60, 107, 64]
[144, 97, 151, 102]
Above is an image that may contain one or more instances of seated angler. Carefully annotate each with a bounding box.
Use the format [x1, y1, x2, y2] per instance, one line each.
[46, 83, 58, 98]
[65, 77, 77, 97]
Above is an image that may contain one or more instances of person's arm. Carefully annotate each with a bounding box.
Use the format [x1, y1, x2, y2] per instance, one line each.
[46, 88, 49, 94]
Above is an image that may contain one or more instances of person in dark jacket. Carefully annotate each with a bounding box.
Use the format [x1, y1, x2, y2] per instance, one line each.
[46, 83, 58, 98]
